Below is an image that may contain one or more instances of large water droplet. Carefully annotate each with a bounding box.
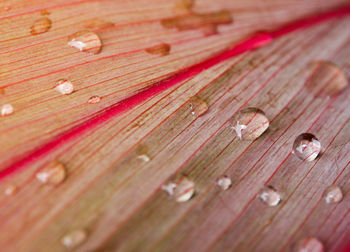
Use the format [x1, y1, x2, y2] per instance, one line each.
[36, 160, 67, 185]
[292, 237, 324, 252]
[217, 175, 232, 190]
[4, 184, 17, 196]
[259, 186, 281, 206]
[87, 95, 101, 104]
[293, 133, 321, 162]
[324, 185, 343, 204]
[189, 96, 208, 117]
[1, 104, 14, 116]
[308, 61, 348, 97]
[30, 17, 51, 35]
[230, 107, 269, 140]
[61, 229, 87, 248]
[162, 176, 195, 202]
[68, 30, 102, 54]
[54, 79, 74, 95]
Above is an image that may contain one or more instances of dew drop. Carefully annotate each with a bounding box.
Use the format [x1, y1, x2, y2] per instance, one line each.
[217, 175, 232, 190]
[4, 184, 17, 196]
[230, 107, 269, 140]
[36, 160, 67, 186]
[308, 61, 348, 97]
[40, 10, 50, 15]
[145, 43, 171, 56]
[54, 79, 74, 95]
[293, 133, 321, 162]
[68, 30, 102, 54]
[259, 186, 281, 206]
[137, 154, 150, 162]
[30, 17, 51, 35]
[292, 237, 324, 252]
[61, 229, 87, 248]
[189, 96, 208, 117]
[324, 185, 343, 204]
[162, 176, 195, 202]
[87, 95, 101, 104]
[1, 104, 14, 116]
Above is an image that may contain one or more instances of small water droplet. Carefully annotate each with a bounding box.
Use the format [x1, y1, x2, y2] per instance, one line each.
[68, 30, 102, 54]
[145, 43, 171, 56]
[324, 185, 343, 204]
[40, 10, 50, 15]
[162, 176, 195, 202]
[4, 184, 17, 196]
[230, 107, 269, 140]
[137, 154, 150, 162]
[174, 0, 194, 13]
[259, 186, 281, 206]
[84, 18, 114, 30]
[292, 237, 324, 252]
[61, 229, 87, 248]
[87, 95, 101, 104]
[217, 175, 232, 190]
[189, 96, 208, 117]
[308, 61, 348, 97]
[54, 79, 74, 95]
[1, 104, 14, 116]
[293, 133, 321, 162]
[36, 160, 67, 185]
[30, 17, 51, 35]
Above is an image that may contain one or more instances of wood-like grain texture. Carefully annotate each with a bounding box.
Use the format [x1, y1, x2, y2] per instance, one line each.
[0, 0, 349, 251]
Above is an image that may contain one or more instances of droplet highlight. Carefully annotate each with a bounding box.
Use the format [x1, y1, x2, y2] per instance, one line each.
[54, 79, 74, 95]
[4, 184, 17, 196]
[217, 175, 232, 190]
[324, 185, 343, 204]
[88, 95, 101, 104]
[259, 186, 281, 206]
[308, 61, 348, 97]
[230, 107, 269, 140]
[1, 104, 14, 116]
[68, 30, 102, 54]
[30, 17, 51, 35]
[189, 96, 208, 117]
[162, 177, 195, 202]
[293, 133, 321, 162]
[145, 43, 171, 56]
[292, 237, 324, 252]
[36, 160, 67, 185]
[137, 154, 150, 162]
[61, 229, 87, 248]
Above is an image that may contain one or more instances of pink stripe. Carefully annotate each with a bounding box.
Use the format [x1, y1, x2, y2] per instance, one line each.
[1, 5, 350, 179]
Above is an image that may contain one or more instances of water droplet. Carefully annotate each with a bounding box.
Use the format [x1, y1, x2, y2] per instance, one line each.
[68, 30, 102, 54]
[162, 177, 195, 202]
[292, 237, 324, 252]
[174, 0, 194, 13]
[36, 160, 67, 185]
[54, 79, 74, 95]
[293, 133, 321, 162]
[324, 185, 343, 204]
[308, 61, 348, 97]
[30, 17, 51, 35]
[259, 186, 281, 206]
[189, 96, 208, 117]
[137, 154, 150, 162]
[87, 95, 101, 104]
[61, 229, 87, 248]
[1, 104, 14, 116]
[145, 43, 171, 56]
[4, 184, 17, 196]
[230, 107, 269, 140]
[217, 175, 232, 190]
[40, 10, 50, 15]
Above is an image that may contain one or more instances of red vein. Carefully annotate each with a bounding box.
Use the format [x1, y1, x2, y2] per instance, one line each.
[1, 6, 350, 181]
